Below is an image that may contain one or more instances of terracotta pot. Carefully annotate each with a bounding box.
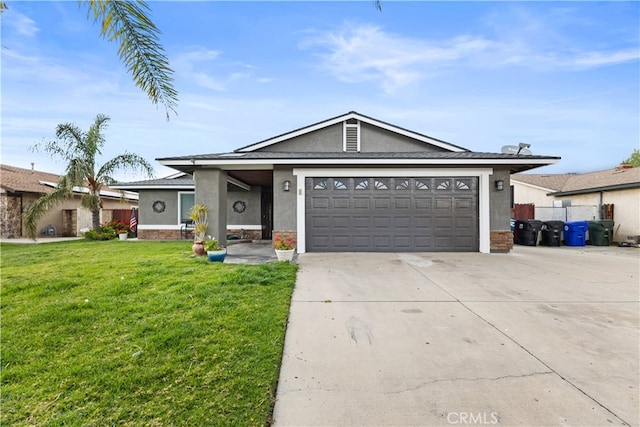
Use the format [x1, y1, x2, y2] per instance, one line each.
[192, 242, 206, 256]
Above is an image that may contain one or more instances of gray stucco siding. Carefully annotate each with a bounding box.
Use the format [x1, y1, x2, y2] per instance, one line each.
[360, 122, 448, 152]
[489, 168, 512, 230]
[258, 124, 343, 152]
[227, 187, 261, 226]
[273, 168, 297, 230]
[139, 190, 180, 225]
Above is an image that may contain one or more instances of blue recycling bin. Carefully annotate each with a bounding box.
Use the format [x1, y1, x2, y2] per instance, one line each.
[564, 221, 588, 246]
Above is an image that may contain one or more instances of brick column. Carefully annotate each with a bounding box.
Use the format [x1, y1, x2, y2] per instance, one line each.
[490, 230, 514, 253]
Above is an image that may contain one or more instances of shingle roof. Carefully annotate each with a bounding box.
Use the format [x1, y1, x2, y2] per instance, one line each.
[510, 173, 574, 191]
[0, 164, 138, 199]
[513, 166, 640, 194]
[1, 164, 63, 194]
[112, 176, 194, 189]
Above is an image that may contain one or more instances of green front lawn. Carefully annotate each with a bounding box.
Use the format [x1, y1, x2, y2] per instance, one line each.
[1, 240, 297, 426]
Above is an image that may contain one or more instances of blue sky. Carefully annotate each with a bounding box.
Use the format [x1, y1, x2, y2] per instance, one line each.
[2, 1, 639, 181]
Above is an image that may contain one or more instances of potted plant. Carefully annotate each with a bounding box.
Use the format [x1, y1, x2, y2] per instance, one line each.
[273, 235, 296, 262]
[104, 219, 130, 240]
[189, 204, 208, 256]
[205, 236, 226, 262]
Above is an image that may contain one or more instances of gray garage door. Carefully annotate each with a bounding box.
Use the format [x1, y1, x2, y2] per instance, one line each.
[306, 177, 478, 252]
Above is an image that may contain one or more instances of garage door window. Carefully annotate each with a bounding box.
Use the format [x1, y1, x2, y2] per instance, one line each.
[313, 179, 327, 190]
[374, 179, 389, 190]
[333, 179, 348, 190]
[415, 179, 430, 190]
[355, 179, 368, 190]
[456, 179, 472, 190]
[395, 179, 410, 190]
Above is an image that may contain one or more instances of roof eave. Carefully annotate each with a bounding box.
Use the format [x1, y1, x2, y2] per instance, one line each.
[549, 182, 640, 197]
[159, 157, 559, 171]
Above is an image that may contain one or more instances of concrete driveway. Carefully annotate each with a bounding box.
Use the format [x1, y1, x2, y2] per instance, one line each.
[272, 246, 639, 427]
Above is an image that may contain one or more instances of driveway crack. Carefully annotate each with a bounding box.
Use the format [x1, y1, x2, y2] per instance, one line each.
[403, 260, 633, 426]
[385, 371, 554, 394]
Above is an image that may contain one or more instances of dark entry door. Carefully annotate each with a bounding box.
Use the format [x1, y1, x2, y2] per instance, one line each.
[261, 186, 273, 239]
[305, 177, 478, 252]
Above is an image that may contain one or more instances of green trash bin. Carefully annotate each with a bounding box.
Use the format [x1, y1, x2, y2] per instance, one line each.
[587, 220, 615, 246]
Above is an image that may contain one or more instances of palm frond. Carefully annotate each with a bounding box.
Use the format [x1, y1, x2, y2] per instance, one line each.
[24, 179, 73, 240]
[97, 152, 155, 184]
[82, 0, 178, 120]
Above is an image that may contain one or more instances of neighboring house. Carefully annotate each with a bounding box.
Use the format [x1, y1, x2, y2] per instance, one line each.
[116, 111, 559, 253]
[0, 164, 139, 238]
[512, 165, 640, 242]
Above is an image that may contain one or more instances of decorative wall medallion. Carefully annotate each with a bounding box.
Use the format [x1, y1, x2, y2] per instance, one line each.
[152, 200, 166, 213]
[233, 200, 246, 213]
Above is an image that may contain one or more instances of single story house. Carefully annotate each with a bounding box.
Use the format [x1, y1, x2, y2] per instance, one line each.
[0, 164, 139, 238]
[116, 112, 559, 253]
[512, 165, 640, 242]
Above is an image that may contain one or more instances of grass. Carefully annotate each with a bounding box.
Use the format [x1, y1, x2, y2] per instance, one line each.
[0, 240, 298, 426]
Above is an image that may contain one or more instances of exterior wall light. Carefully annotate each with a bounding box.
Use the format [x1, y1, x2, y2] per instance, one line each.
[495, 179, 505, 191]
[283, 180, 291, 192]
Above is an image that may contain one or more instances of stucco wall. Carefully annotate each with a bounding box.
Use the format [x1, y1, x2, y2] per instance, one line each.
[603, 188, 640, 242]
[273, 168, 297, 230]
[227, 187, 261, 227]
[139, 190, 180, 226]
[490, 169, 511, 230]
[259, 122, 448, 153]
[260, 124, 343, 152]
[512, 181, 556, 207]
[194, 169, 227, 245]
[360, 122, 447, 152]
[569, 190, 639, 242]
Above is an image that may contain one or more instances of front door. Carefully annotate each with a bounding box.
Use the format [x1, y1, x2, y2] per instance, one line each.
[261, 186, 273, 239]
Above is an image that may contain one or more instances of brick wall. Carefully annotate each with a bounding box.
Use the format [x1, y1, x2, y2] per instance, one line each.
[228, 229, 262, 240]
[138, 229, 182, 240]
[490, 230, 514, 253]
[273, 230, 297, 246]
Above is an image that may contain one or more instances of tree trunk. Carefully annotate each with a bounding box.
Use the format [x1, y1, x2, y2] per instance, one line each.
[92, 209, 101, 231]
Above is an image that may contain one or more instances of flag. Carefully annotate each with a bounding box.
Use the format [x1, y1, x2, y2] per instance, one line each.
[129, 210, 138, 234]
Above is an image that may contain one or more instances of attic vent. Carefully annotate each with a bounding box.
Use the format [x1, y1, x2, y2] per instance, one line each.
[343, 120, 360, 152]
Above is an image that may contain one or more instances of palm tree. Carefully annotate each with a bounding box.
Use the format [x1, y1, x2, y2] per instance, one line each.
[2, 0, 178, 120]
[24, 114, 154, 239]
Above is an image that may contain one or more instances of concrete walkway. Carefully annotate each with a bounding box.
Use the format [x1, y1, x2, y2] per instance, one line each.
[272, 246, 639, 426]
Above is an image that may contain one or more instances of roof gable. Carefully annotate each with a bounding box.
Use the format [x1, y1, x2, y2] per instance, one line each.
[235, 111, 469, 153]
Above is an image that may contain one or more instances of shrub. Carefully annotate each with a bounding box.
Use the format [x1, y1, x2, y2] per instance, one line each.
[84, 229, 116, 241]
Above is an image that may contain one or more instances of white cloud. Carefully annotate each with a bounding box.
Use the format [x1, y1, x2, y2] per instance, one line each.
[301, 24, 493, 93]
[6, 12, 40, 37]
[302, 20, 639, 92]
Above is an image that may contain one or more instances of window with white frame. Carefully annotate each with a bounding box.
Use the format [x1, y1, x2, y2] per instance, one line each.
[179, 192, 195, 223]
